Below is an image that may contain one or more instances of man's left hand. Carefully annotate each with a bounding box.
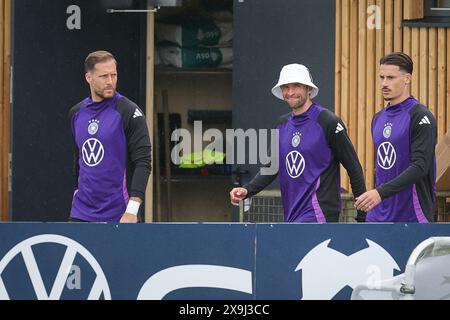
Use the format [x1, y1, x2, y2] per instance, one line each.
[120, 212, 138, 223]
[355, 189, 381, 212]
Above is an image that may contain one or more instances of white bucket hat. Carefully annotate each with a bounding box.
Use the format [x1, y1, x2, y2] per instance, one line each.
[271, 63, 319, 100]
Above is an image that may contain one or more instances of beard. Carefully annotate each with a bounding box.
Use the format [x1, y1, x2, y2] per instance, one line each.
[95, 87, 115, 100]
[287, 97, 307, 109]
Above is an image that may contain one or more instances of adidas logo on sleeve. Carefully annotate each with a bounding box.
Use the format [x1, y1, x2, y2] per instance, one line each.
[335, 123, 344, 133]
[419, 115, 430, 125]
[133, 108, 143, 119]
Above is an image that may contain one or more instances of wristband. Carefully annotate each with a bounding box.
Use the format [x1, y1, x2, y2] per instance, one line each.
[125, 200, 141, 215]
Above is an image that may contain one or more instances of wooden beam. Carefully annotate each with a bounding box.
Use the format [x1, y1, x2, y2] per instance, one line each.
[357, 0, 367, 169]
[403, 27, 411, 65]
[403, 0, 424, 20]
[419, 28, 429, 106]
[349, 0, 358, 152]
[366, 0, 377, 189]
[1, 0, 11, 221]
[447, 30, 450, 132]
[411, 28, 420, 98]
[145, 7, 154, 222]
[428, 28, 437, 117]
[0, 0, 4, 220]
[384, 0, 394, 54]
[375, 0, 385, 113]
[394, 0, 403, 52]
[335, 0, 342, 116]
[437, 28, 446, 141]
[340, 0, 350, 190]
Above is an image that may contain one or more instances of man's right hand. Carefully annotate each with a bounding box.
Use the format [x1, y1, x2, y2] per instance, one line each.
[229, 187, 248, 206]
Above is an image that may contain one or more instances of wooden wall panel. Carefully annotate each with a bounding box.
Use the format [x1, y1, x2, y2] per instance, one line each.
[384, 0, 394, 53]
[335, 0, 342, 117]
[145, 9, 155, 222]
[347, 0, 358, 191]
[411, 28, 420, 98]
[349, 0, 358, 144]
[403, 27, 411, 64]
[375, 0, 384, 114]
[437, 28, 446, 140]
[340, 0, 350, 189]
[394, 0, 403, 52]
[403, 0, 424, 19]
[0, 0, 4, 221]
[428, 28, 437, 117]
[447, 31, 450, 130]
[419, 28, 429, 106]
[1, 0, 11, 221]
[365, 0, 376, 190]
[357, 0, 367, 168]
[336, 0, 450, 194]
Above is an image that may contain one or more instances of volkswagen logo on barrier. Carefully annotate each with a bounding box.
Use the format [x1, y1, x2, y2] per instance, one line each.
[0, 234, 111, 300]
[286, 151, 306, 179]
[82, 138, 104, 167]
[377, 142, 396, 170]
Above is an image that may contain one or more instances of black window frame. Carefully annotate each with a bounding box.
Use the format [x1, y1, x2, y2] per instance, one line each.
[424, 0, 450, 17]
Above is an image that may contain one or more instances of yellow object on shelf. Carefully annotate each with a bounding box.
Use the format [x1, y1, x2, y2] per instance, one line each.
[178, 149, 225, 168]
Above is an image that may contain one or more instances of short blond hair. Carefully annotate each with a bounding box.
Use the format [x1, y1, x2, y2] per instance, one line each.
[84, 50, 117, 72]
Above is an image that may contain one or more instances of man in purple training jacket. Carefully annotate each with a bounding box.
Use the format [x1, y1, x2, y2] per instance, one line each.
[69, 51, 151, 223]
[355, 52, 437, 222]
[230, 63, 366, 222]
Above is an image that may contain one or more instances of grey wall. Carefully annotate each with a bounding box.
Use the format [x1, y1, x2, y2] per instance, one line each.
[11, 0, 146, 221]
[232, 0, 335, 188]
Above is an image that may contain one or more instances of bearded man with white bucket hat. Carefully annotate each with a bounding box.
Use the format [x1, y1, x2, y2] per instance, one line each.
[230, 63, 367, 222]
